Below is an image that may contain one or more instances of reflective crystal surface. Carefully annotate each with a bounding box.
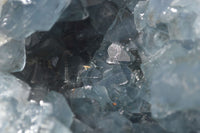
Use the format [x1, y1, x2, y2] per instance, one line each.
[0, 0, 71, 39]
[0, 72, 30, 103]
[0, 39, 25, 72]
[59, 0, 88, 22]
[134, 0, 200, 119]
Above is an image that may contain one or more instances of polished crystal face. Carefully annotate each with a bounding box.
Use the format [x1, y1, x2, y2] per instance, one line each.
[0, 0, 200, 133]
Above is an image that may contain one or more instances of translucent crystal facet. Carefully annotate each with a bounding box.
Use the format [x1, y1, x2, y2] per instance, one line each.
[0, 0, 71, 39]
[0, 39, 25, 72]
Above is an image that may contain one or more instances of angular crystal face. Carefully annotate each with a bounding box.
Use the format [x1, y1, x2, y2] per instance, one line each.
[142, 43, 200, 118]
[0, 72, 30, 103]
[0, 90, 73, 132]
[159, 110, 200, 133]
[59, 0, 89, 22]
[71, 118, 94, 133]
[44, 91, 74, 127]
[0, 0, 71, 39]
[0, 39, 25, 72]
[134, 0, 200, 41]
[135, 0, 200, 119]
[0, 73, 72, 132]
[95, 112, 134, 133]
[88, 1, 118, 34]
[106, 43, 131, 64]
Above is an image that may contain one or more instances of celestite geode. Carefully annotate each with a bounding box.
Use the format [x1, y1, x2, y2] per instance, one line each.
[0, 0, 200, 133]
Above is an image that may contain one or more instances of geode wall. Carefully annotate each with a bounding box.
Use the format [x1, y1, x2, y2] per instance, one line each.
[0, 0, 200, 133]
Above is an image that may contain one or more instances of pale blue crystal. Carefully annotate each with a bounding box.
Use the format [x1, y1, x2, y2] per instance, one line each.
[133, 1, 148, 31]
[132, 123, 170, 133]
[0, 97, 21, 133]
[0, 72, 30, 103]
[59, 0, 88, 22]
[88, 1, 118, 34]
[95, 112, 133, 133]
[106, 43, 131, 64]
[143, 43, 200, 118]
[70, 85, 111, 108]
[0, 0, 71, 39]
[134, 0, 200, 119]
[71, 119, 94, 133]
[44, 91, 74, 127]
[159, 110, 200, 133]
[0, 39, 25, 72]
[104, 9, 137, 42]
[134, 0, 200, 41]
[0, 91, 73, 133]
[0, 73, 72, 133]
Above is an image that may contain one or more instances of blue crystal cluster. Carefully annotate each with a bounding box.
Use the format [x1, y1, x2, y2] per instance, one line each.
[0, 0, 200, 133]
[0, 0, 73, 132]
[134, 0, 200, 118]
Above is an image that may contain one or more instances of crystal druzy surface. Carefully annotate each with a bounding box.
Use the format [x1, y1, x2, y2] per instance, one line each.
[0, 0, 200, 133]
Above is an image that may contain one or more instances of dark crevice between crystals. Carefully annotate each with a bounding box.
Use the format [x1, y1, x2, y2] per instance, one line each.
[12, 1, 157, 132]
[14, 18, 103, 99]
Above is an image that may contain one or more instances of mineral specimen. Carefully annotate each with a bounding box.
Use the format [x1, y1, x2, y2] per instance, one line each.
[0, 0, 200, 133]
[59, 0, 89, 22]
[0, 0, 71, 39]
[134, 0, 200, 119]
[0, 73, 73, 133]
[0, 38, 25, 72]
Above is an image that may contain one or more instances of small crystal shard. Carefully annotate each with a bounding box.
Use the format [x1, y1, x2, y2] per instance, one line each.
[106, 43, 131, 64]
